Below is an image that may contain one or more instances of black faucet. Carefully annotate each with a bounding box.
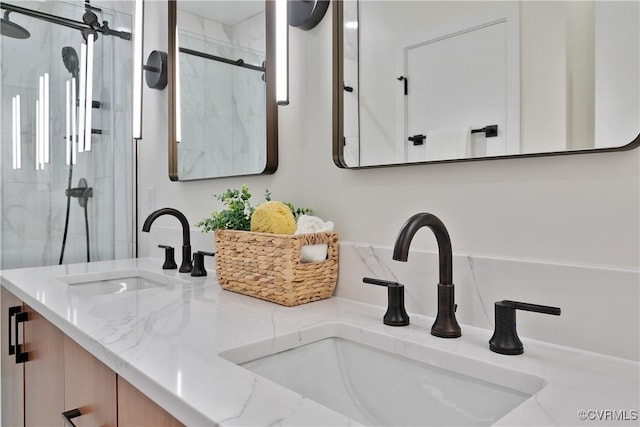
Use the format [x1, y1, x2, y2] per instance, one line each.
[142, 208, 193, 273]
[393, 213, 461, 338]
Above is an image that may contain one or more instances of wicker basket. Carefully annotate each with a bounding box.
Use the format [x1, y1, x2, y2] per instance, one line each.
[214, 229, 339, 306]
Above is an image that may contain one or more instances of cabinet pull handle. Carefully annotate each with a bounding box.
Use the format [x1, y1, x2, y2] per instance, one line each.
[62, 409, 82, 427]
[7, 306, 21, 355]
[14, 311, 28, 364]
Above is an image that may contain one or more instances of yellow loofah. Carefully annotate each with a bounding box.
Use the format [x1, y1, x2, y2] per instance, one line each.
[250, 201, 296, 235]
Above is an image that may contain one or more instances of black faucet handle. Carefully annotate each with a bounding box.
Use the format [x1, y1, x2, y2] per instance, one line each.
[191, 251, 215, 277]
[363, 277, 402, 288]
[489, 300, 561, 355]
[363, 277, 410, 326]
[158, 245, 177, 270]
[501, 300, 561, 315]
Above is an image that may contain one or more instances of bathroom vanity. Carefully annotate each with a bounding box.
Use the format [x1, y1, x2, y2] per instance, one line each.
[1, 258, 638, 426]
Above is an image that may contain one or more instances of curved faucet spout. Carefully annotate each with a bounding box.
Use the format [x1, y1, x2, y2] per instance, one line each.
[142, 207, 192, 273]
[392, 213, 452, 285]
[392, 212, 460, 338]
[142, 207, 191, 246]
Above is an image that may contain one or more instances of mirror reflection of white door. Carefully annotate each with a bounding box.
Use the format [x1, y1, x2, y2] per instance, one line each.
[404, 19, 518, 162]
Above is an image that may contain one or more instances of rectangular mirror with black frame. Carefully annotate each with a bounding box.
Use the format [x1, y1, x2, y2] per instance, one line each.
[333, 0, 640, 168]
[168, 0, 277, 181]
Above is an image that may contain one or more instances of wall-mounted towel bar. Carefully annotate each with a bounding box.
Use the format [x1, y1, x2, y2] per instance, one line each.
[408, 125, 498, 146]
[471, 124, 498, 138]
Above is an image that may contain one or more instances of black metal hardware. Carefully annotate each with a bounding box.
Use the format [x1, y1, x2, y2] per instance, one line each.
[158, 245, 177, 270]
[397, 76, 408, 95]
[75, 100, 101, 109]
[393, 213, 461, 338]
[191, 251, 215, 277]
[62, 408, 82, 427]
[142, 208, 192, 273]
[179, 47, 266, 73]
[489, 300, 561, 355]
[65, 178, 93, 208]
[0, 2, 131, 40]
[363, 277, 410, 326]
[144, 50, 167, 90]
[64, 129, 102, 142]
[344, 85, 354, 93]
[471, 124, 498, 138]
[14, 311, 28, 364]
[289, 0, 330, 30]
[408, 134, 426, 146]
[7, 306, 21, 355]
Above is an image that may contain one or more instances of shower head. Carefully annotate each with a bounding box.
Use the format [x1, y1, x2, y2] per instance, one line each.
[1, 11, 30, 39]
[62, 46, 79, 80]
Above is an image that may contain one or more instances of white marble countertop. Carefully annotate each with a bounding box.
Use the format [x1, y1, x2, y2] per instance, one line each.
[1, 258, 638, 426]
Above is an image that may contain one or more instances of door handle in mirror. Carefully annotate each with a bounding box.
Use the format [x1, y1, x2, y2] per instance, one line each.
[62, 408, 82, 427]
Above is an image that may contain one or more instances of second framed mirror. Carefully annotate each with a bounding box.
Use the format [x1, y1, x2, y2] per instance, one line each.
[168, 0, 277, 181]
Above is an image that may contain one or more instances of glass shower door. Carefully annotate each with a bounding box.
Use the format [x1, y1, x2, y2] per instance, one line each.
[0, 1, 134, 269]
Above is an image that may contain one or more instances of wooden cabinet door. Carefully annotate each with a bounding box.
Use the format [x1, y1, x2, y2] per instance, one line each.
[63, 336, 117, 427]
[23, 304, 65, 426]
[118, 377, 184, 427]
[1, 287, 25, 427]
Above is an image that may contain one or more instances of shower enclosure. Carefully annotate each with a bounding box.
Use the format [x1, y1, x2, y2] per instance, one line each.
[0, 1, 134, 269]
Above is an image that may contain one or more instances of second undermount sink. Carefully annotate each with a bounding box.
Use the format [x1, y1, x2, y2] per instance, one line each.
[220, 323, 546, 426]
[56, 269, 189, 295]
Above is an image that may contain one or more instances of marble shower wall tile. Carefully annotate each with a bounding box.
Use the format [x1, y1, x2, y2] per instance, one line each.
[336, 242, 640, 361]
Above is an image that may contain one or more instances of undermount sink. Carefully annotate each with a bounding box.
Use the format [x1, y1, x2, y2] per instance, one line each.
[56, 269, 189, 295]
[220, 323, 545, 426]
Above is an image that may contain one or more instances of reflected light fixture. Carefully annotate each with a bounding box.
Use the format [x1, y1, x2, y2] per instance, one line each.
[43, 73, 49, 164]
[175, 31, 181, 143]
[66, 80, 71, 165]
[35, 74, 48, 171]
[17, 95, 21, 169]
[71, 77, 77, 164]
[78, 42, 87, 152]
[275, 0, 289, 105]
[35, 98, 41, 170]
[133, 0, 144, 140]
[345, 21, 358, 30]
[66, 80, 77, 166]
[12, 95, 21, 170]
[84, 33, 94, 151]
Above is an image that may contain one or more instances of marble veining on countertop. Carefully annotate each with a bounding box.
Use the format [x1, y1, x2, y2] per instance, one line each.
[1, 257, 638, 426]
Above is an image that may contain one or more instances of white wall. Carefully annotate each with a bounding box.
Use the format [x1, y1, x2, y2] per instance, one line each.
[139, 1, 638, 270]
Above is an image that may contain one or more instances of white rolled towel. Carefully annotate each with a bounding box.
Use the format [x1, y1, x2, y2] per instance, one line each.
[294, 215, 334, 263]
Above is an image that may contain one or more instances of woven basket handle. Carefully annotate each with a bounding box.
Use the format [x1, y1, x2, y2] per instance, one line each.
[296, 231, 338, 264]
